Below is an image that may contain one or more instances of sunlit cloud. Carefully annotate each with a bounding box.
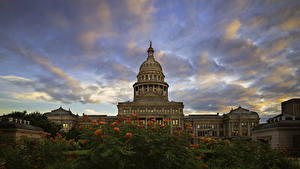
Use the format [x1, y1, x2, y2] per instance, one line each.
[0, 0, 299, 116]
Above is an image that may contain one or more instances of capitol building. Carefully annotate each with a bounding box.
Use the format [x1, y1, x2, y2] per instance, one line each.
[117, 42, 184, 126]
[45, 42, 260, 139]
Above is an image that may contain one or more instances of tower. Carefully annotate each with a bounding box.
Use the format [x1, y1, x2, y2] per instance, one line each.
[117, 42, 184, 126]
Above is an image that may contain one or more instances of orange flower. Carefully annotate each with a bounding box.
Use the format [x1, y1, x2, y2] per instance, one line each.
[125, 132, 132, 139]
[147, 121, 154, 126]
[81, 139, 88, 145]
[152, 127, 157, 131]
[36, 157, 41, 161]
[247, 148, 251, 151]
[189, 133, 195, 138]
[78, 125, 84, 130]
[173, 130, 179, 135]
[201, 164, 208, 168]
[197, 154, 205, 160]
[113, 127, 120, 133]
[132, 114, 138, 119]
[92, 120, 98, 126]
[160, 124, 166, 128]
[50, 137, 56, 143]
[111, 122, 118, 127]
[262, 149, 266, 153]
[137, 125, 145, 128]
[94, 129, 103, 136]
[186, 126, 193, 130]
[125, 119, 132, 124]
[101, 135, 107, 139]
[232, 155, 237, 159]
[97, 117, 102, 121]
[126, 115, 131, 119]
[66, 158, 72, 163]
[138, 120, 144, 124]
[34, 165, 38, 169]
[82, 115, 89, 121]
[163, 119, 169, 124]
[205, 138, 211, 143]
[38, 131, 43, 135]
[88, 127, 93, 130]
[189, 144, 199, 149]
[99, 121, 106, 125]
[69, 152, 75, 156]
[68, 139, 73, 143]
[117, 117, 124, 122]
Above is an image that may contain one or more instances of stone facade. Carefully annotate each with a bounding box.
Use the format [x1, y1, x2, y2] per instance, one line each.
[185, 107, 259, 142]
[252, 98, 300, 155]
[117, 42, 184, 127]
[0, 117, 43, 140]
[45, 107, 78, 132]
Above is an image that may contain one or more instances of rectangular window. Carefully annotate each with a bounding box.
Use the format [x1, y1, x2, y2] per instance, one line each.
[63, 123, 68, 129]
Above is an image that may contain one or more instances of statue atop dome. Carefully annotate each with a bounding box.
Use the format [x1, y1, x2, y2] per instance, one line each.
[147, 40, 154, 58]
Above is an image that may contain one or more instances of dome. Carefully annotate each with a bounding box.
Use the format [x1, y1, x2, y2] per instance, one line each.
[138, 41, 163, 73]
[139, 59, 163, 72]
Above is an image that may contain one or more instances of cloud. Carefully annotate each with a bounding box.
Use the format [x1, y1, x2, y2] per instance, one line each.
[281, 17, 300, 30]
[14, 92, 52, 102]
[0, 75, 31, 82]
[85, 109, 102, 115]
[125, 0, 155, 37]
[224, 19, 241, 40]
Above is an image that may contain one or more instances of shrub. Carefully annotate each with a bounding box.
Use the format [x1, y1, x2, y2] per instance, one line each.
[0, 115, 299, 169]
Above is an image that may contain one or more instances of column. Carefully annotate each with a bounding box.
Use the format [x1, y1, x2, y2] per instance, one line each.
[247, 122, 250, 137]
[239, 121, 242, 136]
[217, 124, 220, 137]
[228, 122, 231, 137]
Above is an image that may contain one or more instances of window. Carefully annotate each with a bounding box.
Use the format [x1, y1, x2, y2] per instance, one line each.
[251, 122, 255, 127]
[242, 122, 246, 127]
[172, 119, 178, 125]
[150, 75, 152, 80]
[63, 123, 68, 129]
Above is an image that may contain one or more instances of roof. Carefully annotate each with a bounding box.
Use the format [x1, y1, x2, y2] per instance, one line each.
[184, 114, 222, 119]
[0, 121, 43, 131]
[44, 107, 76, 116]
[226, 106, 258, 115]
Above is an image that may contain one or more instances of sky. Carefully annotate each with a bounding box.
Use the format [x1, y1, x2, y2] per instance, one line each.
[0, 0, 299, 117]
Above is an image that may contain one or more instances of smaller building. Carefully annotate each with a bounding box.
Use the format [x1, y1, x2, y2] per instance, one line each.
[44, 107, 78, 132]
[0, 117, 43, 141]
[45, 107, 117, 131]
[252, 98, 300, 155]
[184, 106, 260, 143]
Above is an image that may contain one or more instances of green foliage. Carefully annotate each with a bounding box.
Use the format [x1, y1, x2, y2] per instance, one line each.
[0, 117, 299, 169]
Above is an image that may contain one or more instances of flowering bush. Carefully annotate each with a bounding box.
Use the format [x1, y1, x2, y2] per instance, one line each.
[0, 115, 299, 169]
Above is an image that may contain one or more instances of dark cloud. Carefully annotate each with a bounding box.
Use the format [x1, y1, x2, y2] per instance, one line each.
[0, 0, 299, 115]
